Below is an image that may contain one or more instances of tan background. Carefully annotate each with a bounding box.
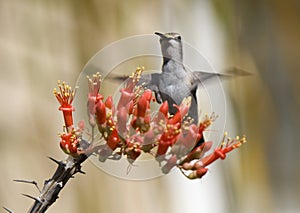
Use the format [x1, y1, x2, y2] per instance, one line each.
[1, 0, 299, 212]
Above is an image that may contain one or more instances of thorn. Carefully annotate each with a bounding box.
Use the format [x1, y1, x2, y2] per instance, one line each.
[76, 167, 86, 174]
[75, 165, 86, 174]
[3, 206, 13, 213]
[48, 156, 62, 165]
[78, 170, 86, 174]
[13, 179, 41, 193]
[21, 194, 41, 203]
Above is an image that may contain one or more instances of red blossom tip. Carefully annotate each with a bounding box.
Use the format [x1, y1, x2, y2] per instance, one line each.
[59, 129, 79, 156]
[53, 81, 77, 129]
[159, 101, 169, 118]
[137, 95, 149, 117]
[107, 129, 121, 150]
[87, 72, 102, 96]
[95, 100, 106, 125]
[105, 96, 113, 109]
[53, 81, 77, 108]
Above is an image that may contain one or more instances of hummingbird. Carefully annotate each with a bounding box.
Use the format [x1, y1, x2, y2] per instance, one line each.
[138, 32, 248, 125]
[111, 32, 249, 148]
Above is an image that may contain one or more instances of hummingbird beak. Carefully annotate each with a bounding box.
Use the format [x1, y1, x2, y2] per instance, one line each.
[154, 32, 164, 37]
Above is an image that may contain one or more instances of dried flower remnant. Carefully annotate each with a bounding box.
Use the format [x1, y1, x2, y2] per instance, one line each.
[53, 67, 246, 179]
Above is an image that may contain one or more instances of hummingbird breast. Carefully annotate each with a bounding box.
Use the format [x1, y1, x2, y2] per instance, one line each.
[158, 73, 192, 109]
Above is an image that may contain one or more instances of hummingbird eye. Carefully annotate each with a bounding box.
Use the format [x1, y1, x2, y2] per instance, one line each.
[177, 36, 181, 40]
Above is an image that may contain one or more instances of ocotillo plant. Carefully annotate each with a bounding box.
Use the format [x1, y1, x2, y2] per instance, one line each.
[5, 67, 246, 213]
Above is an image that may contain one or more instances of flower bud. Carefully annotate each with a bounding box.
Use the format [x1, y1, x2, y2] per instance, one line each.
[95, 100, 106, 125]
[159, 101, 169, 118]
[105, 96, 113, 109]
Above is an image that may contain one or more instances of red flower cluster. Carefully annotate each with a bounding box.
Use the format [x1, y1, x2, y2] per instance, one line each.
[54, 67, 246, 179]
[179, 133, 246, 179]
[53, 81, 82, 156]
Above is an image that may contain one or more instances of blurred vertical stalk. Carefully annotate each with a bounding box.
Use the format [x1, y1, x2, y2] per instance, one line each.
[212, 0, 300, 212]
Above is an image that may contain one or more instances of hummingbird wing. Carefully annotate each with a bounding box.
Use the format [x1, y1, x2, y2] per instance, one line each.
[224, 67, 252, 76]
[191, 71, 225, 83]
[108, 72, 163, 102]
[107, 74, 129, 82]
[138, 73, 163, 103]
[189, 67, 251, 90]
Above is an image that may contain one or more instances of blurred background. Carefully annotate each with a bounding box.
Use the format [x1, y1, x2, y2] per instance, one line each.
[1, 0, 299, 212]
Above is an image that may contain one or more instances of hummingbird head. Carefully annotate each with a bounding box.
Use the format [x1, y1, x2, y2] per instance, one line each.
[155, 32, 183, 62]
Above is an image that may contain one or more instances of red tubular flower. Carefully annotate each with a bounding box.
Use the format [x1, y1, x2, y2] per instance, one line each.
[53, 81, 77, 130]
[87, 93, 104, 127]
[59, 130, 79, 156]
[107, 128, 120, 150]
[187, 167, 209, 179]
[60, 107, 74, 130]
[95, 100, 106, 125]
[117, 69, 144, 112]
[182, 124, 199, 148]
[168, 97, 191, 125]
[140, 117, 151, 133]
[136, 90, 151, 117]
[99, 115, 121, 151]
[168, 109, 182, 125]
[156, 139, 173, 157]
[130, 117, 150, 133]
[125, 141, 142, 164]
[87, 72, 102, 95]
[105, 96, 113, 109]
[159, 101, 169, 118]
[160, 121, 181, 142]
[130, 117, 138, 130]
[179, 134, 246, 179]
[117, 106, 128, 135]
[200, 134, 246, 167]
[142, 89, 152, 102]
[129, 90, 152, 133]
[137, 95, 148, 117]
[117, 89, 134, 111]
[124, 66, 144, 92]
[180, 141, 213, 166]
[88, 93, 103, 115]
[127, 148, 141, 164]
[178, 97, 190, 118]
[87, 73, 103, 127]
[197, 114, 216, 141]
[127, 100, 134, 115]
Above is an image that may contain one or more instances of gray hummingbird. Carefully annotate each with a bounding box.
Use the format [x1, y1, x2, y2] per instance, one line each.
[138, 32, 248, 125]
[111, 32, 249, 148]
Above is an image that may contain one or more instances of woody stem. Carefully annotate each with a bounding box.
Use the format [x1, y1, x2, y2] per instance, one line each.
[27, 154, 87, 213]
